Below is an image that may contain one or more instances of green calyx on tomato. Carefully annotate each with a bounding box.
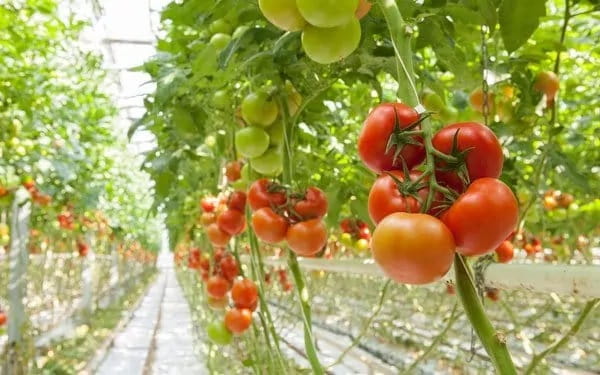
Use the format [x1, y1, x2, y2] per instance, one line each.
[301, 19, 361, 65]
[358, 103, 425, 174]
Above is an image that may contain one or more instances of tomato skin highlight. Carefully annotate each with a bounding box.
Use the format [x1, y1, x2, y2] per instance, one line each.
[442, 178, 518, 256]
[231, 278, 259, 310]
[247, 179, 287, 211]
[224, 308, 253, 334]
[371, 212, 455, 285]
[294, 187, 328, 220]
[495, 240, 515, 264]
[252, 207, 289, 244]
[432, 122, 503, 192]
[358, 103, 425, 173]
[286, 219, 327, 257]
[206, 275, 230, 299]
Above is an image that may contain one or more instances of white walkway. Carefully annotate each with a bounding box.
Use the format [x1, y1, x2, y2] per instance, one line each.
[96, 252, 204, 375]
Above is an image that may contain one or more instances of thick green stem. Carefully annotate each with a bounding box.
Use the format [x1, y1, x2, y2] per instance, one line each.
[287, 253, 323, 374]
[524, 298, 599, 374]
[455, 254, 517, 374]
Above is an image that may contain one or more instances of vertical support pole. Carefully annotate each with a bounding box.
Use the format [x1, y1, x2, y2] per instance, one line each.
[109, 242, 120, 303]
[78, 233, 95, 320]
[5, 189, 31, 374]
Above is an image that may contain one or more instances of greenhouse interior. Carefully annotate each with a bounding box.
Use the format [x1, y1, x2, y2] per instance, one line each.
[0, 0, 599, 374]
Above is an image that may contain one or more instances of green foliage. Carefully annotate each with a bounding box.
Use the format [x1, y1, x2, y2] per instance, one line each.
[136, 0, 600, 252]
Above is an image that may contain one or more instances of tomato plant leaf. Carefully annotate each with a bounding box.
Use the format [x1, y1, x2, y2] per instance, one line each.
[499, 0, 547, 53]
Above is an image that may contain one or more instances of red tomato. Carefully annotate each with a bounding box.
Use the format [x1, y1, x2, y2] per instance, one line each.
[228, 191, 247, 211]
[199, 255, 210, 272]
[357, 226, 371, 240]
[225, 161, 242, 182]
[252, 207, 289, 244]
[486, 288, 500, 302]
[339, 218, 353, 233]
[224, 308, 253, 334]
[207, 223, 232, 247]
[286, 219, 327, 256]
[371, 212, 455, 285]
[214, 248, 226, 263]
[282, 282, 293, 292]
[77, 242, 89, 257]
[446, 282, 456, 295]
[217, 209, 246, 236]
[248, 179, 287, 211]
[231, 278, 258, 310]
[293, 187, 328, 220]
[358, 103, 425, 173]
[495, 241, 514, 263]
[432, 122, 503, 192]
[0, 311, 6, 326]
[368, 170, 440, 224]
[220, 255, 239, 282]
[206, 275, 230, 299]
[201, 197, 217, 212]
[442, 178, 518, 256]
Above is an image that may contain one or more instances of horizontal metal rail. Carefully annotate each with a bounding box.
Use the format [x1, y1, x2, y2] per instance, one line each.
[242, 256, 600, 299]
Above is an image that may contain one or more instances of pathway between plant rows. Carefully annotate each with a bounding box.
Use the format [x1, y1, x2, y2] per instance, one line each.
[94, 251, 395, 374]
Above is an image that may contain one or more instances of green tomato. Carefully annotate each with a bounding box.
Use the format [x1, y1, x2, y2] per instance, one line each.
[267, 120, 284, 146]
[0, 235, 9, 247]
[259, 0, 306, 32]
[296, 0, 359, 28]
[206, 321, 233, 345]
[422, 91, 445, 113]
[251, 148, 283, 176]
[439, 106, 458, 122]
[209, 33, 231, 51]
[213, 90, 229, 109]
[340, 232, 353, 247]
[209, 19, 233, 35]
[241, 91, 279, 127]
[302, 19, 361, 65]
[240, 163, 251, 181]
[235, 127, 270, 158]
[355, 238, 370, 252]
[232, 25, 250, 39]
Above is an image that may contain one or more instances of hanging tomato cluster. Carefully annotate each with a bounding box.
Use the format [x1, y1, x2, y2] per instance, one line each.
[338, 218, 371, 253]
[234, 83, 301, 179]
[258, 0, 371, 64]
[199, 191, 247, 248]
[358, 102, 518, 285]
[248, 179, 328, 257]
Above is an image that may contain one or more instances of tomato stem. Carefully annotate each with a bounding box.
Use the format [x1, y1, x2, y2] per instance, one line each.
[454, 254, 517, 374]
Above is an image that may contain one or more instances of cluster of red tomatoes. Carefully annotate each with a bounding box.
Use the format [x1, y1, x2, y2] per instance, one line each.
[358, 102, 518, 285]
[57, 209, 75, 230]
[189, 248, 259, 345]
[258, 0, 371, 64]
[338, 218, 371, 253]
[199, 191, 247, 248]
[248, 179, 328, 257]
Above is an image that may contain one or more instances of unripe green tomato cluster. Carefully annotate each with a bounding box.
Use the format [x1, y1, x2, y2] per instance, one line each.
[234, 83, 302, 177]
[258, 0, 370, 64]
[207, 18, 234, 52]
